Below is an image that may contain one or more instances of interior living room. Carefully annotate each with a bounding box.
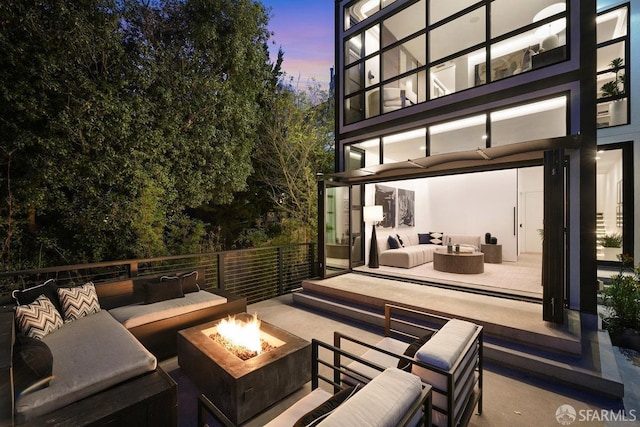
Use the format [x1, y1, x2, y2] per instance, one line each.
[351, 167, 545, 300]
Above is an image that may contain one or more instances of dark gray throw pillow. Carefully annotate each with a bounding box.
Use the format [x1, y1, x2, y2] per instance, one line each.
[179, 271, 200, 294]
[388, 235, 400, 249]
[13, 335, 53, 395]
[12, 279, 64, 316]
[145, 278, 184, 304]
[397, 332, 435, 371]
[293, 386, 358, 427]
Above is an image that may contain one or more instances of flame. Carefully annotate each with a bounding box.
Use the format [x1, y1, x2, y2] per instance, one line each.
[216, 313, 262, 354]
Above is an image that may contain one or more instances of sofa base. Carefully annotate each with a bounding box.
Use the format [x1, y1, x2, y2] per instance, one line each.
[129, 289, 247, 360]
[12, 367, 177, 427]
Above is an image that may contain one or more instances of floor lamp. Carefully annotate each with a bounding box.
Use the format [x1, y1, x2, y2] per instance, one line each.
[364, 205, 383, 269]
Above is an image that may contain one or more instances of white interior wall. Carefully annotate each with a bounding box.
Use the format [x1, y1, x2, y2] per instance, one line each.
[363, 169, 526, 262]
[518, 167, 544, 254]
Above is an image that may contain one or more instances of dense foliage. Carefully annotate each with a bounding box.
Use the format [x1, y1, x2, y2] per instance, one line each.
[602, 255, 640, 334]
[0, 0, 279, 268]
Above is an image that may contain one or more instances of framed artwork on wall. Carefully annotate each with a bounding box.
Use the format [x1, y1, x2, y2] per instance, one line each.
[375, 184, 396, 228]
[397, 189, 415, 227]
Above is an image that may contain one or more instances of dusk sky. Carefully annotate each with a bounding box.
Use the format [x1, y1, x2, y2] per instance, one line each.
[260, 0, 334, 90]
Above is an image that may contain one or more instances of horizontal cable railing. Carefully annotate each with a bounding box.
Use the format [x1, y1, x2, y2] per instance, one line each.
[0, 243, 316, 305]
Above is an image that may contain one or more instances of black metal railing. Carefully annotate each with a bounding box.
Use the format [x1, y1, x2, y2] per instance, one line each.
[0, 243, 317, 305]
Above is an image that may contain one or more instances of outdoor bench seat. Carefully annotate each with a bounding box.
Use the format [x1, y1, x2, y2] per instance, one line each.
[198, 339, 433, 427]
[94, 269, 247, 359]
[335, 304, 483, 427]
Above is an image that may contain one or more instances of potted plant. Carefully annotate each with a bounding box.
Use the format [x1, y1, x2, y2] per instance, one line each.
[599, 232, 622, 260]
[600, 57, 627, 125]
[601, 255, 640, 351]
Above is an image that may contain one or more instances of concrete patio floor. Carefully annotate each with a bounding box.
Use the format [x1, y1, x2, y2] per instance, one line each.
[162, 293, 640, 427]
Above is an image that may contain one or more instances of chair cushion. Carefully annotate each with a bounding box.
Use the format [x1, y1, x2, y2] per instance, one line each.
[264, 388, 333, 427]
[319, 367, 422, 427]
[415, 319, 477, 370]
[293, 386, 359, 427]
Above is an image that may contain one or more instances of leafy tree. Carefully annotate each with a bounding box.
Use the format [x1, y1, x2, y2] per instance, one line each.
[253, 78, 335, 245]
[0, 0, 273, 268]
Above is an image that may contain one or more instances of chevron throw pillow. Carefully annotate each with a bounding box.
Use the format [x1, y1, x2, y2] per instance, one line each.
[15, 294, 64, 340]
[57, 282, 101, 323]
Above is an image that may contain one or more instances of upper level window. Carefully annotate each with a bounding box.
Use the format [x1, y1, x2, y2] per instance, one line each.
[382, 1, 425, 48]
[342, 0, 569, 125]
[596, 5, 629, 128]
[346, 94, 567, 166]
[345, 0, 399, 30]
[429, 0, 477, 25]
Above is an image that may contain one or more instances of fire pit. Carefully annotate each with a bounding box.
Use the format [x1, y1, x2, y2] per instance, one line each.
[177, 313, 311, 424]
[206, 313, 279, 360]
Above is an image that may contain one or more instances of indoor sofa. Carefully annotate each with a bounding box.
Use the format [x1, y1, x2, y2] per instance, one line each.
[378, 232, 481, 268]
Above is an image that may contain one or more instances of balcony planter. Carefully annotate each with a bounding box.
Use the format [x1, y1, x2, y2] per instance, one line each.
[600, 233, 622, 261]
[601, 256, 640, 352]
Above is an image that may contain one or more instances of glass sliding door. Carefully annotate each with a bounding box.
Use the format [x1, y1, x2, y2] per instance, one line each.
[319, 181, 351, 277]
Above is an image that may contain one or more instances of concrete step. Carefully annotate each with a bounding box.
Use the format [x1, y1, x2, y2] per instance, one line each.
[293, 289, 624, 399]
[300, 278, 578, 356]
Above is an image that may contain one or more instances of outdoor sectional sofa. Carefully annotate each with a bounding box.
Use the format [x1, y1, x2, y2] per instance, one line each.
[1, 269, 247, 426]
[378, 232, 482, 268]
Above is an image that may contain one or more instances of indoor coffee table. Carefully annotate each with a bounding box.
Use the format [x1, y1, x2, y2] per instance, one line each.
[433, 249, 484, 274]
[177, 314, 311, 424]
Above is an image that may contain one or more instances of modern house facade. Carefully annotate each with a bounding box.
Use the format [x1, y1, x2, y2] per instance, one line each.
[320, 0, 638, 325]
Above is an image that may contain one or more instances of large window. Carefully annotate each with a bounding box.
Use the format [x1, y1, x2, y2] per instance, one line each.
[345, 95, 567, 166]
[342, 0, 569, 124]
[345, 0, 399, 30]
[596, 4, 629, 128]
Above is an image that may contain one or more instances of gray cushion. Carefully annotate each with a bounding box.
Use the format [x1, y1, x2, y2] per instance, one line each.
[109, 290, 227, 329]
[16, 310, 156, 420]
[414, 319, 476, 370]
[319, 367, 422, 426]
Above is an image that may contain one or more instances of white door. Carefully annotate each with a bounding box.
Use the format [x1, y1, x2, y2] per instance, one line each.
[523, 191, 544, 253]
